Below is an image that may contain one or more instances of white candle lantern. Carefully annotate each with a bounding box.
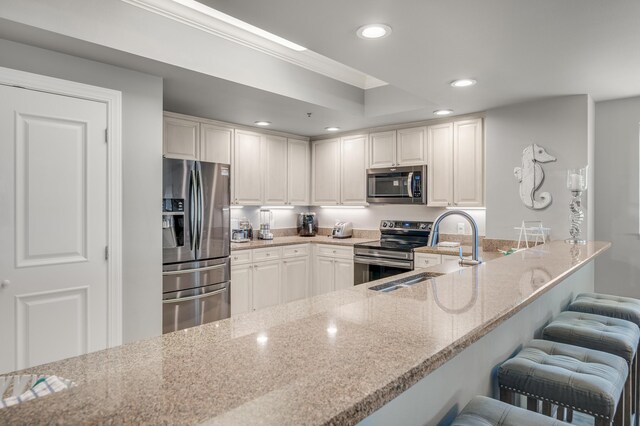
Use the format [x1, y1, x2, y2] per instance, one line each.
[565, 166, 588, 244]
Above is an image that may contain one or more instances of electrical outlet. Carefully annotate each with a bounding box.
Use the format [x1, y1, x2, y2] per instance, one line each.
[457, 223, 465, 234]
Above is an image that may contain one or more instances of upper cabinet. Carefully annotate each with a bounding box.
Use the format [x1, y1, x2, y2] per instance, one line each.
[163, 113, 232, 164]
[163, 115, 200, 160]
[200, 123, 232, 164]
[233, 130, 310, 206]
[287, 138, 311, 205]
[368, 126, 426, 168]
[427, 118, 484, 207]
[311, 135, 367, 206]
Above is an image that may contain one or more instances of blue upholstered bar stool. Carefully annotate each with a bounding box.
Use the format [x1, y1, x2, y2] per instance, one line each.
[451, 396, 570, 425]
[568, 292, 640, 425]
[498, 339, 627, 426]
[542, 311, 640, 425]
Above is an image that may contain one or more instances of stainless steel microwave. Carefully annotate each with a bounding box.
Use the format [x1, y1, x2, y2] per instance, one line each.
[366, 165, 426, 204]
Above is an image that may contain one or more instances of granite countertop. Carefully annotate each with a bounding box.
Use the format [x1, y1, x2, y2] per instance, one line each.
[231, 235, 377, 250]
[0, 241, 610, 425]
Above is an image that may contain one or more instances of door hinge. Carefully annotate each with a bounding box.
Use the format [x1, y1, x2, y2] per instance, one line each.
[105, 129, 108, 143]
[105, 246, 109, 260]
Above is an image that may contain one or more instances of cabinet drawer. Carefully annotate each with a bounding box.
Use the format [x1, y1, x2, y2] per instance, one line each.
[252, 247, 282, 262]
[414, 253, 441, 270]
[282, 244, 309, 258]
[316, 244, 353, 259]
[231, 250, 252, 265]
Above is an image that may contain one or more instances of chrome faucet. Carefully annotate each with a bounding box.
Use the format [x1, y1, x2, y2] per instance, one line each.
[428, 210, 481, 265]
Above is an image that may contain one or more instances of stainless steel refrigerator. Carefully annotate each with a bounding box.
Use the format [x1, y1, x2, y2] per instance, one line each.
[162, 158, 230, 333]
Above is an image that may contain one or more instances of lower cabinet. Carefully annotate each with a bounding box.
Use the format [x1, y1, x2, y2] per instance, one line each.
[252, 259, 281, 310]
[230, 244, 310, 315]
[313, 244, 354, 296]
[414, 252, 469, 270]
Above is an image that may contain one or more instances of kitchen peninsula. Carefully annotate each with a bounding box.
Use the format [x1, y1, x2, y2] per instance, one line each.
[0, 241, 609, 425]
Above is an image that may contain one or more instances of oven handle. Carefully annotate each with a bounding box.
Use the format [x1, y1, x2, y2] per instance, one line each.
[407, 172, 414, 198]
[163, 287, 227, 303]
[353, 256, 413, 269]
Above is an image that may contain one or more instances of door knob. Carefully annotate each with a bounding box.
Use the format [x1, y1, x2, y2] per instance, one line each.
[1, 280, 9, 289]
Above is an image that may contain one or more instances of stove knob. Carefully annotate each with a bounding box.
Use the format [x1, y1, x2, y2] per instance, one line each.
[382, 222, 388, 228]
[388, 222, 395, 228]
[419, 223, 427, 229]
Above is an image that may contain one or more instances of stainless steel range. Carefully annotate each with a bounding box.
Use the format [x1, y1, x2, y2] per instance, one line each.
[353, 220, 433, 285]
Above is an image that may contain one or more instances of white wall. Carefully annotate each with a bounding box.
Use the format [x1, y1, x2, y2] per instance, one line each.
[594, 96, 640, 298]
[231, 206, 309, 230]
[0, 39, 164, 343]
[313, 205, 486, 236]
[485, 95, 593, 241]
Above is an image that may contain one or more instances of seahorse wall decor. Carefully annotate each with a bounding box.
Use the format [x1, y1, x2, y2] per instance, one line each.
[513, 144, 556, 210]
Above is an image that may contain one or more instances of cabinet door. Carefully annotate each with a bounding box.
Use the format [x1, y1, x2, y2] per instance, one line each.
[282, 256, 309, 303]
[233, 130, 263, 205]
[230, 264, 252, 316]
[263, 134, 288, 205]
[340, 134, 368, 205]
[453, 119, 484, 207]
[311, 139, 340, 205]
[314, 256, 335, 295]
[414, 253, 442, 270]
[200, 123, 232, 164]
[397, 126, 426, 165]
[334, 259, 354, 290]
[252, 260, 281, 311]
[287, 138, 310, 205]
[427, 123, 454, 207]
[163, 116, 199, 160]
[369, 131, 396, 168]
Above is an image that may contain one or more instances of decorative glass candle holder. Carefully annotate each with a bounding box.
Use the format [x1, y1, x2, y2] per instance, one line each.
[565, 166, 588, 244]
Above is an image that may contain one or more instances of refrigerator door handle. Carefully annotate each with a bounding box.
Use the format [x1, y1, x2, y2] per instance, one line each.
[197, 167, 204, 252]
[189, 168, 198, 251]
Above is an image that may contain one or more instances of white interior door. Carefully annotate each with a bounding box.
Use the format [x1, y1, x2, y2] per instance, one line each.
[0, 85, 109, 374]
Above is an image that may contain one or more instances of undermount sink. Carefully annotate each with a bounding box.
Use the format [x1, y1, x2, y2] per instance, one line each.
[369, 272, 444, 293]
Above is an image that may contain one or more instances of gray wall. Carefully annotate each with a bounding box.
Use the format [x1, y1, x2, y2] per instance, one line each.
[0, 39, 163, 343]
[485, 95, 593, 241]
[594, 96, 640, 298]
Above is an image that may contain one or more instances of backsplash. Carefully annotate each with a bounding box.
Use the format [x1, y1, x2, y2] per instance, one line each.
[231, 205, 487, 236]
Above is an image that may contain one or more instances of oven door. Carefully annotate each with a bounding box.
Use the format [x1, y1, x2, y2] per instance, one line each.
[353, 256, 414, 285]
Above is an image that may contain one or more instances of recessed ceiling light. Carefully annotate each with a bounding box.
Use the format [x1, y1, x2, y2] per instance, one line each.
[434, 109, 453, 116]
[450, 79, 477, 88]
[254, 121, 271, 126]
[356, 24, 392, 39]
[325, 126, 340, 131]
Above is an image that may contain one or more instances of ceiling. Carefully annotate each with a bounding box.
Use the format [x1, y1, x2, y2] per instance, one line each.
[1, 0, 639, 137]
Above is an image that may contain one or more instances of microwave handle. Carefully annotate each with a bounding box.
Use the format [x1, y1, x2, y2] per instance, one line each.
[407, 172, 414, 198]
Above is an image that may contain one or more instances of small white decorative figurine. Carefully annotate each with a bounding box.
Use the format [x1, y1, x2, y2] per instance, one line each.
[513, 144, 556, 209]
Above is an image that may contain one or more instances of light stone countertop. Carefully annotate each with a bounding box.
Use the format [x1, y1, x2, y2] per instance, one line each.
[231, 235, 376, 250]
[0, 241, 610, 425]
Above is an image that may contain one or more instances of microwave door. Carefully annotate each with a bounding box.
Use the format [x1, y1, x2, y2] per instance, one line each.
[163, 158, 197, 264]
[368, 172, 409, 199]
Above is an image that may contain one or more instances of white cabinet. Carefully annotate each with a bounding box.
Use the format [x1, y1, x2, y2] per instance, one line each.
[230, 263, 252, 316]
[263, 135, 288, 205]
[369, 131, 396, 168]
[427, 118, 484, 207]
[396, 126, 426, 165]
[252, 260, 281, 310]
[164, 114, 232, 164]
[233, 129, 263, 205]
[414, 253, 442, 270]
[312, 135, 367, 206]
[313, 244, 354, 295]
[453, 119, 484, 207]
[282, 256, 309, 303]
[311, 138, 341, 204]
[163, 116, 199, 160]
[230, 245, 310, 314]
[200, 123, 232, 164]
[287, 138, 310, 205]
[441, 255, 463, 268]
[368, 127, 426, 168]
